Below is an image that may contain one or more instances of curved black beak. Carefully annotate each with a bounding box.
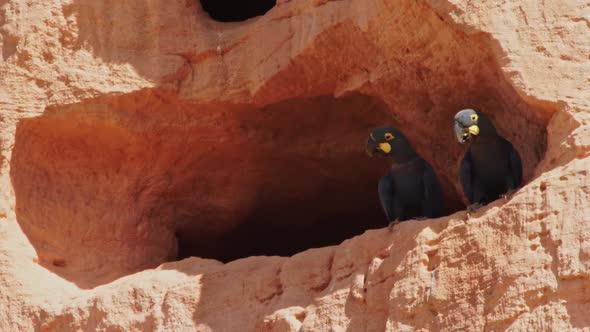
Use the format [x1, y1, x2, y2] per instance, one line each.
[366, 136, 378, 157]
[454, 121, 469, 144]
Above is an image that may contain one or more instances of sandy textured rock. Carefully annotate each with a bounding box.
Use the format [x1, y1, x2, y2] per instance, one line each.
[0, 0, 589, 331]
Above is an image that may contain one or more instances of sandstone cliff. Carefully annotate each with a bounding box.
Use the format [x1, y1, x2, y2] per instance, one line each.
[0, 0, 589, 331]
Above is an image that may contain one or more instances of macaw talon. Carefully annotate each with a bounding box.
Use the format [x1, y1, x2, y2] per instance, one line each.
[387, 219, 401, 232]
[467, 202, 482, 214]
[501, 189, 516, 201]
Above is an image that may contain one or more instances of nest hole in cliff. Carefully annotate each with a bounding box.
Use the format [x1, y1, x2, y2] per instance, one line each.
[199, 0, 276, 22]
[167, 93, 464, 262]
[10, 91, 465, 279]
[10, 86, 548, 287]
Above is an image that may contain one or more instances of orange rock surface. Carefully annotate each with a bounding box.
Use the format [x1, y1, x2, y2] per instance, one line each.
[0, 0, 589, 330]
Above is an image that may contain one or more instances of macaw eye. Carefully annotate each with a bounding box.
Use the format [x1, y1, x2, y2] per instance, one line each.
[384, 133, 395, 140]
[470, 114, 478, 122]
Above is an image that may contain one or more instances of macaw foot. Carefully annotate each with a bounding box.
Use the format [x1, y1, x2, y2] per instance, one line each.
[466, 202, 482, 214]
[387, 219, 401, 232]
[501, 189, 516, 201]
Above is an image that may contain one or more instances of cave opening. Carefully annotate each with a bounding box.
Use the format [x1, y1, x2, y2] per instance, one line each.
[11, 88, 547, 288]
[163, 93, 468, 262]
[199, 0, 276, 23]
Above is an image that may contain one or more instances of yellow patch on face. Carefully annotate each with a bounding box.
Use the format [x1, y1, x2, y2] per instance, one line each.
[378, 142, 392, 153]
[468, 125, 480, 135]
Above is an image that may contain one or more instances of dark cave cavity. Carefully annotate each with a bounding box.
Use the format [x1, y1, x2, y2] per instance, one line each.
[12, 88, 548, 289]
[170, 94, 465, 263]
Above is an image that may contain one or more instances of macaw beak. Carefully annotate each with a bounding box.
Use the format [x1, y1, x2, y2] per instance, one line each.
[366, 136, 378, 157]
[454, 121, 479, 144]
[366, 136, 392, 156]
[454, 122, 467, 144]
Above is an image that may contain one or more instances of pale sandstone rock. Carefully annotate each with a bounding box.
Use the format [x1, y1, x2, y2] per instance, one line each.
[0, 0, 589, 331]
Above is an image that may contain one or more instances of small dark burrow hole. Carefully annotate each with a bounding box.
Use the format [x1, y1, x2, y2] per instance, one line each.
[199, 0, 276, 23]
